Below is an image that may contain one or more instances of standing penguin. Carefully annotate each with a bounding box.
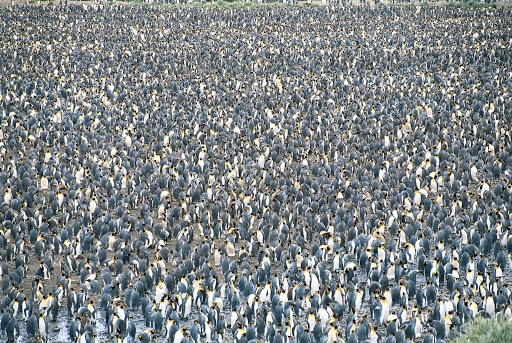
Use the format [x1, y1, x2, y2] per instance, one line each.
[39, 312, 48, 341]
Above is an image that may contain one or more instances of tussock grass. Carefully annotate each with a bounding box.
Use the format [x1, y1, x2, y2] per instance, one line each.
[455, 316, 512, 343]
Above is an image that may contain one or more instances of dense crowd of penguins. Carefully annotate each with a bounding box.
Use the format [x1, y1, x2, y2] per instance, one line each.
[1, 3, 512, 343]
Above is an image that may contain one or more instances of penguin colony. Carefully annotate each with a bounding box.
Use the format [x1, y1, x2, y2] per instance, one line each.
[0, 4, 512, 343]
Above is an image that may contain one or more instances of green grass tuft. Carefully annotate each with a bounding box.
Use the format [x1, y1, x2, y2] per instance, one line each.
[455, 316, 512, 343]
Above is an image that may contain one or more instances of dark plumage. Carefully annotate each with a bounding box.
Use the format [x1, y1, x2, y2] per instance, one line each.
[0, 3, 511, 343]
